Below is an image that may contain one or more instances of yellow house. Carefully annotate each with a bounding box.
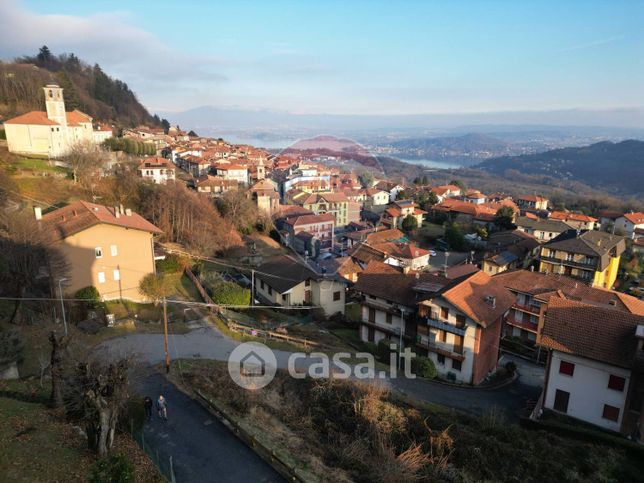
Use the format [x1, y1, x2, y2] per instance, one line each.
[297, 192, 356, 227]
[38, 200, 162, 302]
[538, 229, 625, 289]
[3, 84, 110, 158]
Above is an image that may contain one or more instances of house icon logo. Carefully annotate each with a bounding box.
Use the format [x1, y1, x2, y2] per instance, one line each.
[228, 342, 277, 390]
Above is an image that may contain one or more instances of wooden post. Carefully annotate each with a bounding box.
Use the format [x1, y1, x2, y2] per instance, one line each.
[163, 297, 170, 374]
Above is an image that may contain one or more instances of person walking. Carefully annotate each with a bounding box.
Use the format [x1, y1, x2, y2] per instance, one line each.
[144, 396, 153, 422]
[157, 395, 168, 420]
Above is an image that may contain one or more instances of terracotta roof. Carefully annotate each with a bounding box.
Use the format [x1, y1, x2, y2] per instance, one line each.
[4, 111, 58, 126]
[518, 195, 547, 202]
[354, 261, 448, 307]
[439, 271, 515, 327]
[365, 228, 406, 244]
[493, 269, 644, 315]
[39, 200, 162, 242]
[284, 213, 335, 227]
[539, 297, 643, 368]
[65, 110, 92, 126]
[550, 211, 597, 223]
[622, 212, 644, 225]
[138, 157, 174, 170]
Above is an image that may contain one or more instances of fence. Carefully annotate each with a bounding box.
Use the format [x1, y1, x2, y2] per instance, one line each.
[129, 419, 176, 483]
[184, 268, 219, 312]
[227, 320, 320, 348]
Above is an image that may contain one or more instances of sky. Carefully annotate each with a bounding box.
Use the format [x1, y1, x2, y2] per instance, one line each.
[1, 0, 643, 116]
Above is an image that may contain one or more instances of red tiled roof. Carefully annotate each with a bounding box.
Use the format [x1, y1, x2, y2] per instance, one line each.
[550, 211, 597, 223]
[539, 297, 643, 368]
[40, 200, 162, 242]
[4, 111, 57, 126]
[284, 213, 335, 227]
[623, 212, 644, 225]
[65, 110, 92, 126]
[440, 271, 515, 327]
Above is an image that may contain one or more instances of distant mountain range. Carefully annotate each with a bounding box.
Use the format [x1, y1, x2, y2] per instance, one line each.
[476, 140, 644, 196]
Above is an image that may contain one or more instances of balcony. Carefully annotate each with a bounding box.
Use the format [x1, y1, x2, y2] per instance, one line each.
[415, 337, 465, 361]
[540, 255, 597, 271]
[513, 303, 541, 315]
[422, 317, 466, 337]
[505, 314, 538, 333]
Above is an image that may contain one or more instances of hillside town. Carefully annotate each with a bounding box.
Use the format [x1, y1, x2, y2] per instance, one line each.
[1, 74, 644, 479]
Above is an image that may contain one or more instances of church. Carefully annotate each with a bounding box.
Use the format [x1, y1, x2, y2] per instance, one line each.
[3, 85, 112, 158]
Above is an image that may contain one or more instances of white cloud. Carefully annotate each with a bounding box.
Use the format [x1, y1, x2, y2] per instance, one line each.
[0, 0, 228, 110]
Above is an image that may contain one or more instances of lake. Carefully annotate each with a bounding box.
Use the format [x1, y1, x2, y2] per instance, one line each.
[396, 158, 463, 170]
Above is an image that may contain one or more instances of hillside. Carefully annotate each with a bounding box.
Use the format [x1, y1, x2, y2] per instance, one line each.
[0, 47, 160, 128]
[476, 140, 644, 196]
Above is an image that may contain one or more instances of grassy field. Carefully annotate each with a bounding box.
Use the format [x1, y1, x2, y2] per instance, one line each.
[0, 379, 161, 482]
[8, 157, 70, 175]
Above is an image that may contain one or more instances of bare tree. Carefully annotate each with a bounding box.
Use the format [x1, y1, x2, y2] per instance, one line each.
[64, 141, 104, 187]
[65, 358, 130, 456]
[49, 331, 70, 408]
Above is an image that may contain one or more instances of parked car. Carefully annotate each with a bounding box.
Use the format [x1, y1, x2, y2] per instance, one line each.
[232, 272, 252, 288]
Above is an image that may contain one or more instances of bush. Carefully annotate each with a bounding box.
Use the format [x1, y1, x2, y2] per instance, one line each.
[0, 330, 24, 370]
[376, 339, 396, 363]
[411, 356, 437, 379]
[505, 361, 517, 374]
[210, 280, 250, 306]
[74, 286, 102, 309]
[89, 454, 134, 483]
[157, 253, 188, 273]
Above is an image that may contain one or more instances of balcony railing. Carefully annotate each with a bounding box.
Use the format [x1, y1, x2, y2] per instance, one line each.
[415, 337, 465, 361]
[540, 255, 597, 270]
[423, 317, 466, 337]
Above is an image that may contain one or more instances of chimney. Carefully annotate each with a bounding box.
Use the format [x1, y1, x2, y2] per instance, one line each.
[119, 203, 124, 214]
[125, 208, 132, 216]
[114, 206, 120, 218]
[34, 206, 42, 220]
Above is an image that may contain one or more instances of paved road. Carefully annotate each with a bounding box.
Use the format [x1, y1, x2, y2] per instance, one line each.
[101, 322, 544, 422]
[133, 372, 284, 483]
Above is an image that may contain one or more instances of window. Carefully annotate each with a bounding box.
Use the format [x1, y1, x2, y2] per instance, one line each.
[437, 354, 445, 365]
[438, 330, 447, 343]
[333, 291, 341, 301]
[110, 245, 118, 257]
[455, 314, 466, 328]
[451, 359, 462, 371]
[386, 313, 392, 324]
[268, 286, 273, 295]
[602, 404, 620, 422]
[453, 335, 464, 354]
[282, 294, 288, 302]
[608, 375, 626, 392]
[260, 280, 265, 289]
[559, 360, 575, 376]
[97, 272, 106, 284]
[95, 247, 103, 258]
[553, 389, 570, 413]
[440, 306, 449, 320]
[305, 279, 311, 287]
[113, 270, 120, 281]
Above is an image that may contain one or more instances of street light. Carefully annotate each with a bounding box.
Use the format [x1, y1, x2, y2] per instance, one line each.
[58, 278, 68, 336]
[398, 307, 405, 371]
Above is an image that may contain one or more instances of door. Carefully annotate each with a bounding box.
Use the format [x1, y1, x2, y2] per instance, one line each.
[367, 326, 375, 342]
[553, 389, 570, 413]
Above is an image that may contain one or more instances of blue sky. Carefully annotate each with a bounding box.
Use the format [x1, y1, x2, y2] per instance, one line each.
[1, 0, 642, 115]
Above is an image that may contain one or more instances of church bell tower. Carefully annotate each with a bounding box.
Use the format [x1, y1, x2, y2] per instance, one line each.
[44, 85, 67, 128]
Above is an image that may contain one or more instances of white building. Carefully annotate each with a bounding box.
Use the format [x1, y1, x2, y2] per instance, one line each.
[539, 297, 644, 434]
[614, 212, 644, 239]
[215, 164, 248, 185]
[3, 85, 112, 158]
[137, 157, 176, 184]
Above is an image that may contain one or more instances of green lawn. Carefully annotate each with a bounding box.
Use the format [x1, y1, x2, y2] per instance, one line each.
[9, 157, 70, 174]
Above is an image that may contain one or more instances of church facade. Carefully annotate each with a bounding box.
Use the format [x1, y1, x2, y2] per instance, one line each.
[3, 85, 111, 158]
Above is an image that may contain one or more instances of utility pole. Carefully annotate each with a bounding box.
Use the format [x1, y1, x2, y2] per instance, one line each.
[398, 308, 404, 371]
[251, 269, 255, 306]
[58, 278, 68, 336]
[163, 297, 170, 373]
